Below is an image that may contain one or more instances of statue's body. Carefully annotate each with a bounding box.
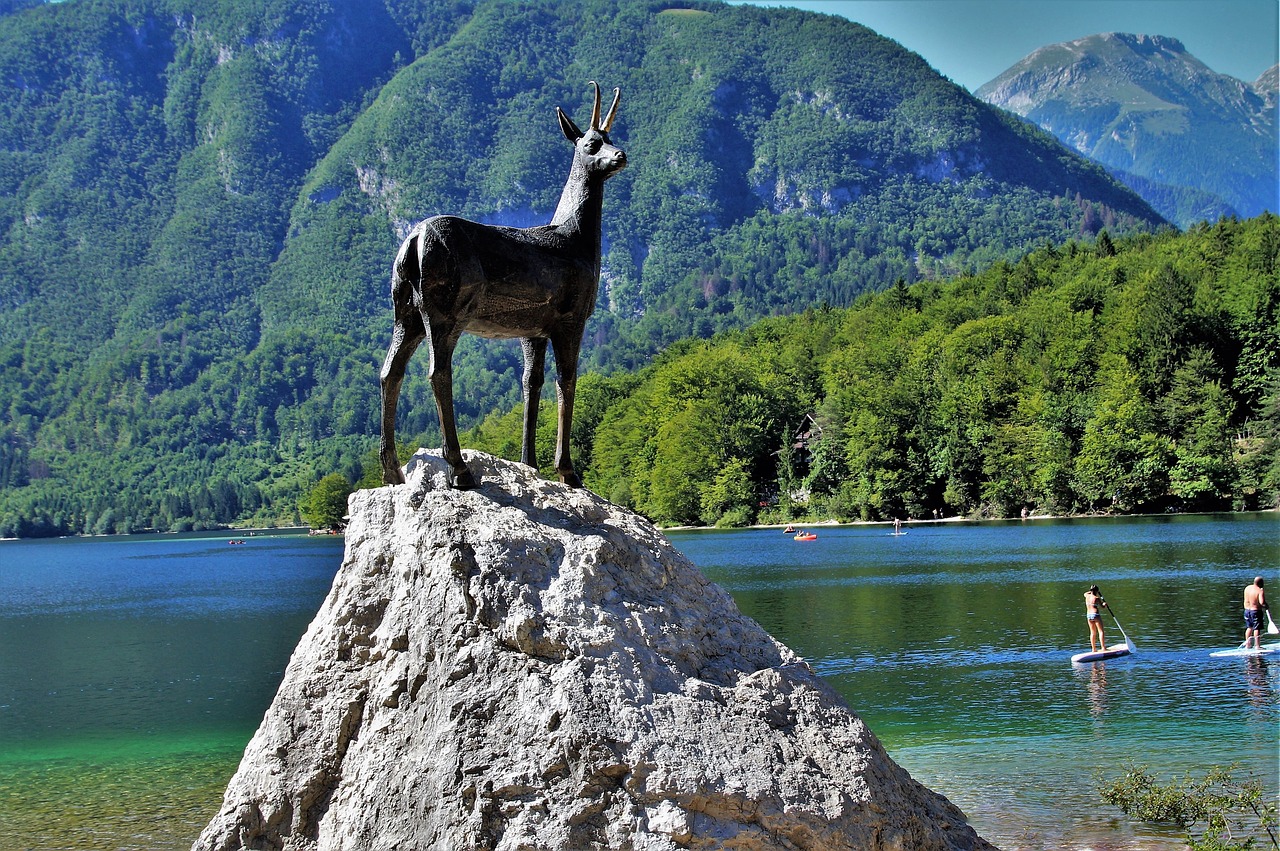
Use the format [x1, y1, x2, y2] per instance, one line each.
[379, 83, 626, 489]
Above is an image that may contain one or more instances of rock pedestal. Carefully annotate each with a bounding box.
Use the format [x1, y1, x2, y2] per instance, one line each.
[195, 450, 996, 851]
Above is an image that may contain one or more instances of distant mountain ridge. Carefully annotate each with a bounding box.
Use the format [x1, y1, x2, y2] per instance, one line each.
[0, 0, 1166, 536]
[977, 32, 1278, 229]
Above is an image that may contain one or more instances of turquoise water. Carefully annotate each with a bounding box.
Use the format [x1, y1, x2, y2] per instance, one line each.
[0, 514, 1276, 850]
[674, 513, 1280, 849]
[0, 532, 342, 851]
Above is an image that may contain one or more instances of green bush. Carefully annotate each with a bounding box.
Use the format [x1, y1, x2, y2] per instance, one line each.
[1101, 764, 1279, 851]
[300, 473, 353, 531]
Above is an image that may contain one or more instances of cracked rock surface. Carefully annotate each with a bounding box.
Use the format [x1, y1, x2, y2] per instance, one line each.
[194, 450, 997, 851]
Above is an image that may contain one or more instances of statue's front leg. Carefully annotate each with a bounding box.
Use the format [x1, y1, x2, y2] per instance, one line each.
[520, 337, 547, 471]
[551, 333, 582, 488]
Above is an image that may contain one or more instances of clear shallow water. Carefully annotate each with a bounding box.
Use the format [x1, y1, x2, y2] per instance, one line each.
[0, 532, 343, 851]
[0, 515, 1276, 850]
[673, 514, 1280, 850]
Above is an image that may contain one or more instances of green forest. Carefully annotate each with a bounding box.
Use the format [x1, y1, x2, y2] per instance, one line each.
[3, 209, 1276, 535]
[465, 216, 1280, 526]
[1, 0, 1261, 537]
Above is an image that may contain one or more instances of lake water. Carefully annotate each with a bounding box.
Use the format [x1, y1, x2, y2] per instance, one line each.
[0, 514, 1276, 850]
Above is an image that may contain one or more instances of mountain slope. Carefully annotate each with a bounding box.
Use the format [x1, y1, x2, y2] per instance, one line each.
[976, 32, 1278, 228]
[0, 0, 1166, 536]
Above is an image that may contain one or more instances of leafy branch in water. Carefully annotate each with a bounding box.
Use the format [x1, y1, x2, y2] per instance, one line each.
[1101, 764, 1279, 850]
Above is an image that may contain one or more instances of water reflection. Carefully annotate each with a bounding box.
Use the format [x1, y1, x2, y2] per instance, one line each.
[1075, 662, 1110, 718]
[1, 516, 1274, 851]
[677, 514, 1279, 851]
[1245, 656, 1273, 714]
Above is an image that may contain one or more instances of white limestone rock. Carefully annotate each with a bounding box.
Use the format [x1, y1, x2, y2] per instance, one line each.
[195, 450, 997, 851]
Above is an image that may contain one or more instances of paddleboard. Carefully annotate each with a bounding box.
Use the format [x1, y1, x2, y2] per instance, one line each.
[888, 531, 907, 536]
[1209, 643, 1280, 658]
[1071, 645, 1131, 663]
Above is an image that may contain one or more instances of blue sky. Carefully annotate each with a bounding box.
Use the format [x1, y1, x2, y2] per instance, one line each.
[730, 0, 1280, 92]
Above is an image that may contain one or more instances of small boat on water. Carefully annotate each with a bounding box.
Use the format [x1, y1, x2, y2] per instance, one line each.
[783, 525, 796, 533]
[793, 532, 817, 541]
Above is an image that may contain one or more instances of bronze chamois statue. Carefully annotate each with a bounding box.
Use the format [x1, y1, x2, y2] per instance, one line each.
[379, 82, 627, 489]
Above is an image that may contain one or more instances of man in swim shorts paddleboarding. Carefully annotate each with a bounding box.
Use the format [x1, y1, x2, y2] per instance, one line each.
[1085, 585, 1110, 653]
[1243, 577, 1268, 650]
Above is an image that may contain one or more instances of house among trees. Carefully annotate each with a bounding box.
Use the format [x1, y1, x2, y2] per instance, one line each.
[781, 413, 825, 504]
[792, 414, 823, 473]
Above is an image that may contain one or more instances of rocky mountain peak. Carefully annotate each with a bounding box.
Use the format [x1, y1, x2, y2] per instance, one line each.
[194, 450, 995, 850]
[1257, 65, 1279, 108]
[1099, 32, 1186, 53]
[976, 32, 1278, 227]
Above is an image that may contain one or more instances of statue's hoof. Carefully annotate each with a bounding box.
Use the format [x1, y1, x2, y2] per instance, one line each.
[383, 467, 406, 486]
[449, 466, 479, 490]
[560, 471, 582, 488]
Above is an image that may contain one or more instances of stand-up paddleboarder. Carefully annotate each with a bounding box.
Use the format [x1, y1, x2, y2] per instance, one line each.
[1243, 577, 1268, 650]
[1085, 585, 1110, 653]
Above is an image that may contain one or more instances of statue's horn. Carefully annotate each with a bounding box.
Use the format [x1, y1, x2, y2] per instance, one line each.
[589, 81, 602, 131]
[602, 87, 621, 132]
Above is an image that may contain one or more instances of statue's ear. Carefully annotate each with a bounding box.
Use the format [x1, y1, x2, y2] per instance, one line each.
[557, 107, 583, 142]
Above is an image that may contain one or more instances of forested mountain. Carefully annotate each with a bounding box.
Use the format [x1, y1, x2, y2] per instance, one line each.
[977, 33, 1279, 229]
[466, 216, 1280, 525]
[0, 0, 1167, 536]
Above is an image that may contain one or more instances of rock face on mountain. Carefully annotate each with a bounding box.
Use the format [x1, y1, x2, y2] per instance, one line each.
[194, 450, 996, 851]
[977, 32, 1278, 228]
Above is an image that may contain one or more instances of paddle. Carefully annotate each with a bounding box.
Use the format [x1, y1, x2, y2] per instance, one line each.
[1105, 604, 1137, 653]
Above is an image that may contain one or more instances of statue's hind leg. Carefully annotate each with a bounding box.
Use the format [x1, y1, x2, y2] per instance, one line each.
[426, 320, 476, 489]
[379, 308, 425, 485]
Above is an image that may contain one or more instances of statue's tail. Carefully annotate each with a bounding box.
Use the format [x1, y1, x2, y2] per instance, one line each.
[390, 229, 420, 307]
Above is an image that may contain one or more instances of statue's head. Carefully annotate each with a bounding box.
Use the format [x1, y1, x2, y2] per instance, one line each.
[557, 82, 627, 181]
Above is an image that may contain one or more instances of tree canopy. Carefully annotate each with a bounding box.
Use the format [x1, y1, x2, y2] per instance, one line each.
[300, 472, 353, 531]
[467, 216, 1280, 526]
[0, 0, 1199, 537]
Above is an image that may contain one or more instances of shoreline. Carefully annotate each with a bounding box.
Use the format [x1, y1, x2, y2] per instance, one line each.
[665, 506, 1279, 533]
[3, 507, 1276, 543]
[0, 525, 314, 543]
